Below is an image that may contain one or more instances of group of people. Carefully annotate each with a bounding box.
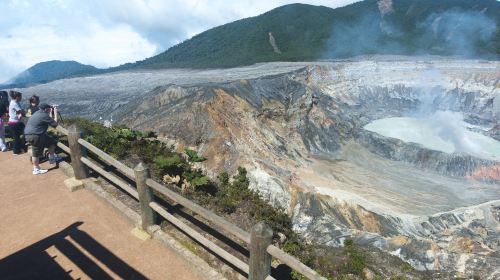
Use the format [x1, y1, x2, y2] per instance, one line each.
[0, 90, 62, 175]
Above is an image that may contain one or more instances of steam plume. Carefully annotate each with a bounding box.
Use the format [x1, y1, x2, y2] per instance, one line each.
[324, 6, 497, 59]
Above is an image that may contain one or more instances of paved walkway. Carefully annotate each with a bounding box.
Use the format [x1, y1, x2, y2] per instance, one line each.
[0, 152, 201, 280]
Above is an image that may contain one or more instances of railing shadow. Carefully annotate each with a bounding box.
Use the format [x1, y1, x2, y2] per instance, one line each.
[0, 221, 147, 280]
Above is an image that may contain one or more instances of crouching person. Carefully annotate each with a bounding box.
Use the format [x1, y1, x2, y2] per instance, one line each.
[24, 103, 62, 175]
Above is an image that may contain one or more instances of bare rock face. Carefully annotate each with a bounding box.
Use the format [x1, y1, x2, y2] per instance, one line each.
[18, 57, 500, 278]
[493, 92, 500, 121]
[488, 124, 500, 141]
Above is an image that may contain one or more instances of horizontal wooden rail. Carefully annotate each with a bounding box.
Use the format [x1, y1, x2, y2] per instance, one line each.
[57, 142, 70, 154]
[77, 138, 135, 179]
[150, 202, 257, 276]
[80, 157, 139, 200]
[146, 178, 251, 244]
[56, 125, 68, 135]
[147, 178, 319, 279]
[267, 245, 326, 280]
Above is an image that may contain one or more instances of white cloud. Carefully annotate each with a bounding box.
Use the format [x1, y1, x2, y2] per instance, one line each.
[0, 23, 156, 83]
[0, 0, 359, 83]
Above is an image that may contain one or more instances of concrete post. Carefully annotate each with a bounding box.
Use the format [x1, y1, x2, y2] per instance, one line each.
[249, 222, 273, 280]
[67, 125, 88, 180]
[134, 162, 155, 230]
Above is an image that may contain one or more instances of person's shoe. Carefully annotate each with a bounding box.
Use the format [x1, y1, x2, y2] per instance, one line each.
[33, 168, 48, 175]
[49, 155, 63, 164]
[1, 147, 7, 152]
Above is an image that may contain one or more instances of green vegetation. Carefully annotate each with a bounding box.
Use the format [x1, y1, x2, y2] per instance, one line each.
[184, 148, 207, 162]
[60, 118, 428, 279]
[401, 262, 413, 272]
[65, 118, 166, 161]
[341, 239, 366, 275]
[154, 154, 185, 176]
[212, 167, 299, 243]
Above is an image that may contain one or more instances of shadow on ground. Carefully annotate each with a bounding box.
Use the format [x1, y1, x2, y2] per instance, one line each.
[0, 221, 147, 280]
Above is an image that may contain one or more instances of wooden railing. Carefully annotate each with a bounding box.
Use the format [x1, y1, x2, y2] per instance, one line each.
[56, 124, 326, 280]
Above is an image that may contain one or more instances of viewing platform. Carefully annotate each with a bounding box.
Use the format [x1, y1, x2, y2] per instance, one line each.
[0, 152, 201, 280]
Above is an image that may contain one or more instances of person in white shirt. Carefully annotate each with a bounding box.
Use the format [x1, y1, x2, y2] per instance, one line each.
[8, 91, 26, 155]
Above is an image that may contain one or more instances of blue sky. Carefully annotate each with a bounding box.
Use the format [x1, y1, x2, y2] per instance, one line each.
[0, 0, 359, 83]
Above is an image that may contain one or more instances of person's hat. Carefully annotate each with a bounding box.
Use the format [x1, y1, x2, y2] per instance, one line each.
[39, 103, 53, 110]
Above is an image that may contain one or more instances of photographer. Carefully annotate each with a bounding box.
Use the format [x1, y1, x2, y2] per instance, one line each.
[24, 103, 62, 175]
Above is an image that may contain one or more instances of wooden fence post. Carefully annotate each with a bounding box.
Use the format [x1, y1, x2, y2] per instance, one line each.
[67, 125, 88, 180]
[249, 222, 273, 280]
[134, 162, 155, 230]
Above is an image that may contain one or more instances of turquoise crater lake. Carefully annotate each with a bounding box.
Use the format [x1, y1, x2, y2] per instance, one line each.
[364, 111, 500, 161]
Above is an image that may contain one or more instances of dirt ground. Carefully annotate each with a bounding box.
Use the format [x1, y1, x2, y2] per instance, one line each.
[0, 151, 201, 280]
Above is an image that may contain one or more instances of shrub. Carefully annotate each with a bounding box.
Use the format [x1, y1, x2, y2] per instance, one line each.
[217, 172, 230, 187]
[63, 117, 169, 161]
[341, 239, 366, 276]
[184, 148, 207, 162]
[154, 154, 185, 176]
[390, 276, 408, 280]
[190, 176, 210, 187]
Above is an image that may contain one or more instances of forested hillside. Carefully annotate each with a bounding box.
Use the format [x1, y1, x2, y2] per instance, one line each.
[129, 0, 499, 70]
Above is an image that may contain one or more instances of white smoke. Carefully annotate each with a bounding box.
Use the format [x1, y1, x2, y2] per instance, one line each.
[429, 111, 484, 156]
[324, 7, 497, 59]
[411, 69, 493, 158]
[418, 10, 497, 57]
[410, 69, 442, 116]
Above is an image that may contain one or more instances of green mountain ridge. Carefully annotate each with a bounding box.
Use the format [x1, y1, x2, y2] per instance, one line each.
[4, 0, 499, 87]
[5, 60, 97, 88]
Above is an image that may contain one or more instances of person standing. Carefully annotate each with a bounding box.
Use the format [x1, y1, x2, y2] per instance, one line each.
[26, 95, 40, 117]
[0, 91, 8, 152]
[0, 91, 8, 112]
[8, 91, 26, 155]
[24, 103, 62, 174]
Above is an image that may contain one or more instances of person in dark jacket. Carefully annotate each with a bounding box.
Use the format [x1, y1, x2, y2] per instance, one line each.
[24, 103, 62, 175]
[0, 90, 8, 112]
[26, 95, 40, 117]
[0, 93, 7, 152]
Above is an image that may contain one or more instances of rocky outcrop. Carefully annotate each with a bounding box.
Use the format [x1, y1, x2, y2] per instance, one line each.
[488, 124, 500, 141]
[469, 165, 500, 181]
